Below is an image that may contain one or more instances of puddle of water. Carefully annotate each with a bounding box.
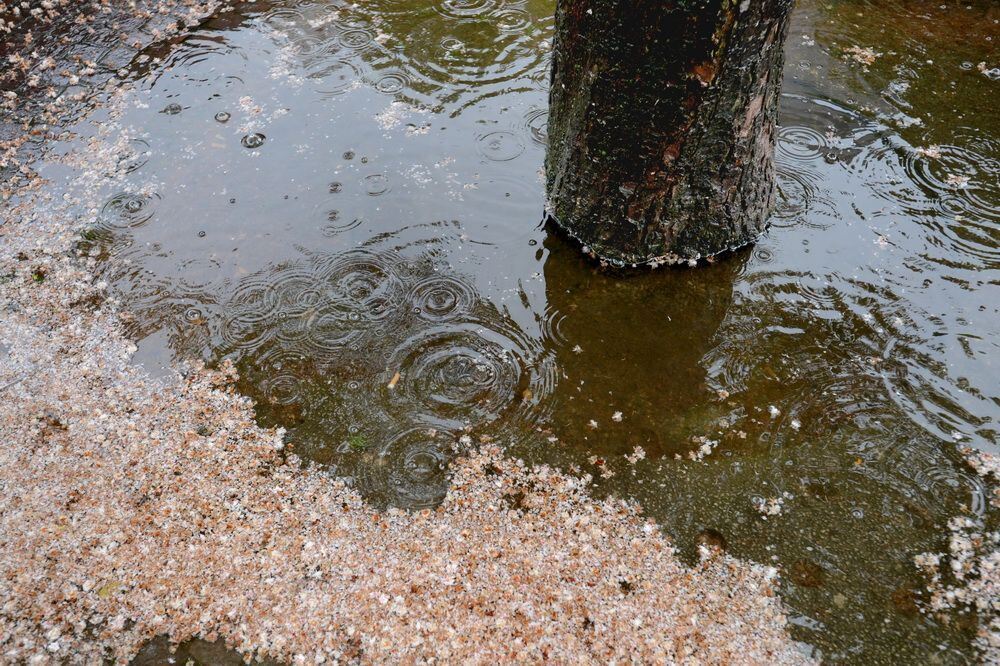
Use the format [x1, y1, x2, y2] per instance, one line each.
[131, 636, 279, 665]
[20, 0, 1000, 661]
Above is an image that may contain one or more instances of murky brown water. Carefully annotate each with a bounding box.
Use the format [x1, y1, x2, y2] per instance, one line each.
[131, 636, 281, 665]
[16, 0, 1000, 662]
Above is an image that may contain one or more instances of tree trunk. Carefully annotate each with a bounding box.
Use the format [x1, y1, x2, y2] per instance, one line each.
[545, 0, 794, 267]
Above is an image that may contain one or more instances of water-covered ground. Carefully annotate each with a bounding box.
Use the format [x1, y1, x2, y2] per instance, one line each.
[15, 0, 999, 662]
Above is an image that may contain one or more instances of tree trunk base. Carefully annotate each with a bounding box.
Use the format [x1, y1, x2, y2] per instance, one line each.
[545, 0, 794, 267]
[543, 212, 763, 269]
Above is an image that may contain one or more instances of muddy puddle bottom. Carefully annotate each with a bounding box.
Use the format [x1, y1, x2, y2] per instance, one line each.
[131, 637, 280, 666]
[19, 0, 999, 662]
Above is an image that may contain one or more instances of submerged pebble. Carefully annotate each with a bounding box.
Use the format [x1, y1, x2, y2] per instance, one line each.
[241, 133, 266, 149]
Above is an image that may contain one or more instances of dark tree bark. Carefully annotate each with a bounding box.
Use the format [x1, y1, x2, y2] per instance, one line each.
[545, 0, 794, 267]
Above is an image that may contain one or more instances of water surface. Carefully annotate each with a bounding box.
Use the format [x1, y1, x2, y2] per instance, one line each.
[31, 0, 1000, 662]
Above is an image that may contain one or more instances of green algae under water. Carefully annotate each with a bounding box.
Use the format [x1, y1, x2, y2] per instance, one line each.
[31, 0, 1000, 662]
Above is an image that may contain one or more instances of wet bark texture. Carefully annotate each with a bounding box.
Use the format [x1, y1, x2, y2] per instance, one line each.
[546, 0, 794, 266]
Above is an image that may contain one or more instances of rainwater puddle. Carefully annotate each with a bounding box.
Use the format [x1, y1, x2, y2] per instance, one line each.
[23, 0, 1000, 661]
[132, 636, 279, 665]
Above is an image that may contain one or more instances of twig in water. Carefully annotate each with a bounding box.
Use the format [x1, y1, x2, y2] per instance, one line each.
[0, 375, 26, 393]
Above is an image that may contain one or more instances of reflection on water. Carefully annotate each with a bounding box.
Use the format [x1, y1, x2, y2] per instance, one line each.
[60, 0, 1000, 661]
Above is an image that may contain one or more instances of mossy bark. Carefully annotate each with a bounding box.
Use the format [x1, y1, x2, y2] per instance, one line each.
[545, 0, 794, 266]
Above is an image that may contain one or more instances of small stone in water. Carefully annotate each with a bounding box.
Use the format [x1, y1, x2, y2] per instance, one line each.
[625, 446, 646, 464]
[757, 496, 785, 517]
[696, 528, 728, 552]
[916, 145, 941, 159]
[945, 174, 970, 188]
[214, 111, 231, 123]
[790, 559, 825, 588]
[161, 103, 182, 115]
[242, 133, 266, 149]
[387, 371, 401, 390]
[890, 585, 920, 616]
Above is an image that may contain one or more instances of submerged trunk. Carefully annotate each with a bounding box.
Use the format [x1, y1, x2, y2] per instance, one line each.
[545, 0, 794, 267]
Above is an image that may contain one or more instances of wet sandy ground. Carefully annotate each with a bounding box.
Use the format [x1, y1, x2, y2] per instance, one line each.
[0, 179, 803, 664]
